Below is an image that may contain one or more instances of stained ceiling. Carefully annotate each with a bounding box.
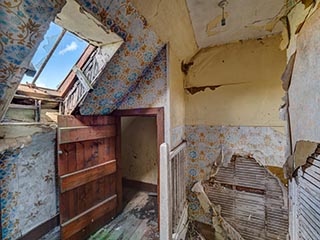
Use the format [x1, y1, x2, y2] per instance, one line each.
[186, 0, 285, 48]
[55, 0, 123, 46]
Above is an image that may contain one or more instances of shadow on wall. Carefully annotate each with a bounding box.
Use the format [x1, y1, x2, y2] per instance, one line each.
[121, 116, 158, 185]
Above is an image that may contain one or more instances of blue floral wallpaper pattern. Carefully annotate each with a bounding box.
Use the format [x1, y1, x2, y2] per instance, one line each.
[185, 125, 286, 223]
[0, 131, 57, 240]
[0, 0, 67, 117]
[77, 0, 164, 115]
[0, 0, 164, 118]
[119, 46, 167, 110]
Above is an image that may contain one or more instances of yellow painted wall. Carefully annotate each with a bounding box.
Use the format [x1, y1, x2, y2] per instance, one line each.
[185, 35, 286, 128]
[132, 0, 198, 129]
[121, 116, 158, 185]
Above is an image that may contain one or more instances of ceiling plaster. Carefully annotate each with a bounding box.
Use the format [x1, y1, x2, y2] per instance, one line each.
[55, 0, 123, 47]
[186, 0, 285, 48]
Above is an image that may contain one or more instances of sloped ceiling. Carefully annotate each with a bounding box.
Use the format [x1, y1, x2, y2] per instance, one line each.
[186, 0, 285, 48]
[55, 0, 123, 46]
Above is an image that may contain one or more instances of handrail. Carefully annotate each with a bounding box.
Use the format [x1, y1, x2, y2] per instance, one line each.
[170, 141, 187, 159]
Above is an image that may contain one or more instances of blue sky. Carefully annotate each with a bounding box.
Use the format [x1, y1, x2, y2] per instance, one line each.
[21, 22, 88, 89]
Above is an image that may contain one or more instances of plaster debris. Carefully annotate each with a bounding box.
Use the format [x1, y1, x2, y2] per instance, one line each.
[292, 140, 318, 175]
[191, 181, 245, 240]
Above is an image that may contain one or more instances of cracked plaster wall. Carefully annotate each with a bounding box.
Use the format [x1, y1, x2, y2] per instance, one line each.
[288, 8, 320, 148]
[185, 35, 286, 128]
[0, 124, 57, 240]
[183, 35, 288, 224]
[283, 5, 320, 239]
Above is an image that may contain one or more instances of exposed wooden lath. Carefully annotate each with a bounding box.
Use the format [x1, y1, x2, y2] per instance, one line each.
[296, 146, 320, 240]
[203, 156, 289, 240]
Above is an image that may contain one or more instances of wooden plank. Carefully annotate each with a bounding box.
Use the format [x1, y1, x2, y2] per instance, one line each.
[60, 175, 116, 223]
[9, 103, 36, 110]
[59, 125, 116, 144]
[58, 143, 76, 176]
[61, 195, 117, 239]
[115, 116, 122, 213]
[59, 45, 96, 97]
[58, 115, 115, 127]
[61, 160, 116, 192]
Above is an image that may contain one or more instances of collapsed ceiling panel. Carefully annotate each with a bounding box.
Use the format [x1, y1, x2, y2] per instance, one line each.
[55, 0, 123, 46]
[186, 0, 285, 48]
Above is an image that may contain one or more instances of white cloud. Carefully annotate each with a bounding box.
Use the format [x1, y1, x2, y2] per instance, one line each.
[58, 41, 78, 55]
[36, 81, 48, 88]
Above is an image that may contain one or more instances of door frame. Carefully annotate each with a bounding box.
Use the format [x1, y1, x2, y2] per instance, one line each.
[112, 107, 164, 226]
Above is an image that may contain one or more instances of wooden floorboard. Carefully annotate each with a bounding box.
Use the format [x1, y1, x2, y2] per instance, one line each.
[88, 189, 159, 240]
[40, 189, 159, 240]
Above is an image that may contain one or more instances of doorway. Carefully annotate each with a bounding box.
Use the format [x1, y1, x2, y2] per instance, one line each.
[88, 108, 164, 239]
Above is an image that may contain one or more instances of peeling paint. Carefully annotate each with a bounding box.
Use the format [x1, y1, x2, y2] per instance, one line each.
[185, 82, 247, 95]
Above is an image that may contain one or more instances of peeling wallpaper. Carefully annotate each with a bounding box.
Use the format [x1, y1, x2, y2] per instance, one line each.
[0, 129, 57, 240]
[185, 35, 286, 127]
[77, 0, 164, 115]
[185, 125, 286, 223]
[0, 0, 165, 118]
[288, 9, 320, 147]
[0, 0, 66, 119]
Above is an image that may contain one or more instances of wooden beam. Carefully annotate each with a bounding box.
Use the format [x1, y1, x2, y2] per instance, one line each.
[14, 94, 62, 102]
[58, 45, 96, 97]
[60, 160, 116, 192]
[17, 84, 61, 98]
[9, 104, 36, 110]
[58, 125, 116, 144]
[61, 195, 117, 239]
[57, 115, 115, 127]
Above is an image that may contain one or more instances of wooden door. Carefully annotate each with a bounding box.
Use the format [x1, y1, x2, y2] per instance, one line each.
[57, 115, 121, 240]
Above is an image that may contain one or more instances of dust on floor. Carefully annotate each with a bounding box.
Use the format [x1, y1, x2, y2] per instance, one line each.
[88, 190, 159, 240]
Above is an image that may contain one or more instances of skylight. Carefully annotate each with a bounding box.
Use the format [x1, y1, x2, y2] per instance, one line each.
[21, 22, 89, 90]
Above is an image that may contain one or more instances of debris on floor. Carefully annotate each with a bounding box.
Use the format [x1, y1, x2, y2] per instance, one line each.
[88, 190, 159, 240]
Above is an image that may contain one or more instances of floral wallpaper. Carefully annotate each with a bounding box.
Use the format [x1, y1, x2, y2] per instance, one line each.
[77, 0, 164, 115]
[0, 130, 57, 240]
[185, 125, 286, 223]
[0, 0, 67, 118]
[0, 0, 164, 119]
[119, 46, 167, 109]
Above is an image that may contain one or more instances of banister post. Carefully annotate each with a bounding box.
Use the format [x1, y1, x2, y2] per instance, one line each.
[160, 143, 172, 240]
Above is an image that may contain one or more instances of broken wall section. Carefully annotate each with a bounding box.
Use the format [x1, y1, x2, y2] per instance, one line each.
[0, 124, 57, 240]
[192, 156, 289, 240]
[186, 125, 287, 223]
[288, 8, 320, 148]
[281, 5, 320, 239]
[184, 35, 287, 223]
